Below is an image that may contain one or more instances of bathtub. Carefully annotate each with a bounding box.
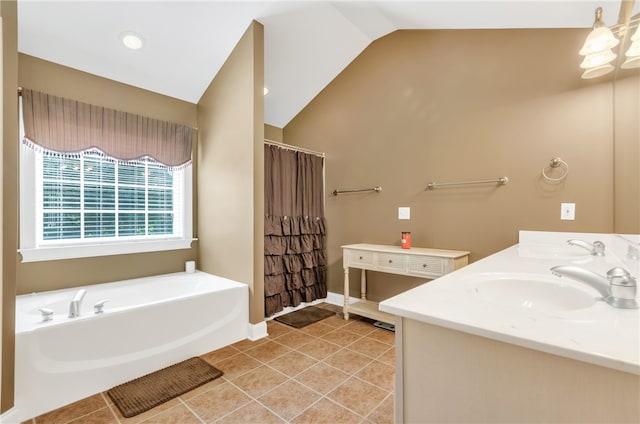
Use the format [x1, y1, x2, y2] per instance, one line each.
[9, 270, 248, 422]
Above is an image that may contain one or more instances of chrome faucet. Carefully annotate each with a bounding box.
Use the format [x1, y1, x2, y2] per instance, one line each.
[551, 265, 638, 309]
[68, 289, 87, 318]
[567, 239, 605, 256]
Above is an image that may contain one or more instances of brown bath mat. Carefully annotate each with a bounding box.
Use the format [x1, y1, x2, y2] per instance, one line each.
[275, 305, 336, 328]
[107, 357, 223, 418]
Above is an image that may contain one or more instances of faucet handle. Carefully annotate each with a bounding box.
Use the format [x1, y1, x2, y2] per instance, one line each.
[607, 267, 632, 280]
[607, 267, 638, 308]
[94, 299, 110, 314]
[592, 241, 605, 256]
[39, 308, 54, 322]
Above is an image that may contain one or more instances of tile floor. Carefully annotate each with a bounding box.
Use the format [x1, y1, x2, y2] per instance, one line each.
[24, 303, 395, 424]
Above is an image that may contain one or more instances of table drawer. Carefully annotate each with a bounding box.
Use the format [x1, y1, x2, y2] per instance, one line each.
[348, 250, 375, 267]
[377, 253, 405, 271]
[408, 256, 445, 276]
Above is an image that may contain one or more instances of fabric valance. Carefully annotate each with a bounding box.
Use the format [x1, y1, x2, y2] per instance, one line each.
[21, 88, 193, 168]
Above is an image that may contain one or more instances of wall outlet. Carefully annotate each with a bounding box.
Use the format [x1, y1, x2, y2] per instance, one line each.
[561, 203, 575, 220]
[398, 207, 410, 220]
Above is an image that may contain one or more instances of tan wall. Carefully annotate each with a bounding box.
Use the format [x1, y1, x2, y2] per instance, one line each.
[197, 21, 265, 324]
[614, 75, 640, 234]
[16, 54, 199, 295]
[401, 318, 639, 423]
[264, 124, 283, 142]
[284, 29, 622, 301]
[1, 0, 18, 412]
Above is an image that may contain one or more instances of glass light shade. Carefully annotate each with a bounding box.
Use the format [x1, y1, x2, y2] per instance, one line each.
[625, 40, 640, 57]
[581, 64, 615, 79]
[579, 27, 619, 55]
[580, 49, 616, 68]
[621, 56, 640, 69]
[631, 26, 640, 42]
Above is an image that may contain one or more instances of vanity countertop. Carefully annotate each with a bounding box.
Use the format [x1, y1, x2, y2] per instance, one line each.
[379, 231, 640, 375]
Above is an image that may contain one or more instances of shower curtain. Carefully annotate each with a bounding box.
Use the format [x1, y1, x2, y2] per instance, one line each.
[264, 144, 327, 317]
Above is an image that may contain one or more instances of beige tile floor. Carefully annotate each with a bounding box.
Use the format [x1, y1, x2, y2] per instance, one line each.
[24, 304, 395, 424]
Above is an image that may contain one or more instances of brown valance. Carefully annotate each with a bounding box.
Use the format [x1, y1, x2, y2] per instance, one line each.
[21, 88, 193, 168]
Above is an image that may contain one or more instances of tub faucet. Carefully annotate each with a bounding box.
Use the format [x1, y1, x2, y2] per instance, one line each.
[68, 289, 87, 318]
[567, 239, 605, 256]
[551, 265, 638, 309]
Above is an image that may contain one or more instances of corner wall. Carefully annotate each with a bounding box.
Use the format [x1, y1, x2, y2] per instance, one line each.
[1, 0, 17, 412]
[197, 21, 265, 324]
[613, 75, 640, 234]
[284, 29, 619, 301]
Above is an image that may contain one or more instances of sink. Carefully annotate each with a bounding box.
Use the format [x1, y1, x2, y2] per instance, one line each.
[465, 273, 597, 313]
[517, 244, 593, 261]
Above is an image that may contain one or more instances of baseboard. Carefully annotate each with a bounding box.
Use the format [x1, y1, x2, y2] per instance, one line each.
[255, 292, 362, 339]
[0, 407, 20, 423]
[265, 292, 359, 323]
[325, 291, 360, 307]
[247, 321, 268, 341]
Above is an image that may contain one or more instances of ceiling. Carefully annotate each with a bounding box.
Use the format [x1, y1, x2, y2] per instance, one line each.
[17, 1, 635, 128]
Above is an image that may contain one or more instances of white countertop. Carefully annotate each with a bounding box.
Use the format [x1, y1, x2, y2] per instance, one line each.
[379, 231, 640, 375]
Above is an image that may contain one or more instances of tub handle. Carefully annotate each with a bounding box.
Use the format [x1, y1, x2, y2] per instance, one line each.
[94, 299, 110, 314]
[38, 308, 54, 322]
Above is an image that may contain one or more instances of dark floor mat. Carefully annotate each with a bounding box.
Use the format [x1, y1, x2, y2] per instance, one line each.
[107, 357, 223, 418]
[274, 305, 336, 328]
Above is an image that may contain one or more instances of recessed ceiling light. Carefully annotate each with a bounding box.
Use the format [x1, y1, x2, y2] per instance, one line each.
[263, 87, 269, 96]
[121, 31, 144, 50]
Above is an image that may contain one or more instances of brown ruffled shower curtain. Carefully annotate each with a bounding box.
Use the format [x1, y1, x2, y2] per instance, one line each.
[264, 144, 327, 317]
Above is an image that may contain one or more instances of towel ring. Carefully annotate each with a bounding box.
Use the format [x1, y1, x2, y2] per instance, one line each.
[542, 157, 569, 182]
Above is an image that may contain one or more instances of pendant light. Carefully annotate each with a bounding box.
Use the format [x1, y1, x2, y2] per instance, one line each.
[622, 25, 640, 69]
[579, 7, 618, 79]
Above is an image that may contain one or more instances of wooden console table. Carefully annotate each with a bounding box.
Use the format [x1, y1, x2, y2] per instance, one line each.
[342, 244, 470, 323]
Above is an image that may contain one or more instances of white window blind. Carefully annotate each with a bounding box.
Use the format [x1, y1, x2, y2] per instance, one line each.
[38, 153, 184, 244]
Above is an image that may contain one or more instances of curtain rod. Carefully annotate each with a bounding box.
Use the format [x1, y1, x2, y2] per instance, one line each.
[264, 138, 325, 158]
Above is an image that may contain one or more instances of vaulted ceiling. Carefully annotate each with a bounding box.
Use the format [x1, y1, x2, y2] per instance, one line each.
[17, 1, 634, 127]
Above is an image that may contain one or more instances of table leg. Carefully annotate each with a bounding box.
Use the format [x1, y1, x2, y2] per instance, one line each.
[343, 267, 349, 320]
[361, 269, 367, 300]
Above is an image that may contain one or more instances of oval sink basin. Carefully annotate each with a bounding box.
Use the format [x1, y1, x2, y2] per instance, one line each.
[466, 274, 597, 313]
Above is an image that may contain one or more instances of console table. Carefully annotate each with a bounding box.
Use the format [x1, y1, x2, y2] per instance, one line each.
[342, 244, 470, 323]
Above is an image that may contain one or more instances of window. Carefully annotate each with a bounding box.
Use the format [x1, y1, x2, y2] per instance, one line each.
[20, 148, 193, 263]
[41, 153, 179, 240]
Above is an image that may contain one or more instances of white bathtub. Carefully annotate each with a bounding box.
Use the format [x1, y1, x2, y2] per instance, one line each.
[9, 271, 248, 422]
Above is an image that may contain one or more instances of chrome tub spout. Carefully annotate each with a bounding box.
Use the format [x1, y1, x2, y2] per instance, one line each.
[68, 289, 87, 318]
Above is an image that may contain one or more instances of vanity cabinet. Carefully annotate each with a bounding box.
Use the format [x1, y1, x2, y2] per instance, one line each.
[342, 244, 469, 323]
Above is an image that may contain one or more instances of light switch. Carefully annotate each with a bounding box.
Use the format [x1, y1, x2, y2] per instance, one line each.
[398, 207, 410, 220]
[561, 203, 575, 220]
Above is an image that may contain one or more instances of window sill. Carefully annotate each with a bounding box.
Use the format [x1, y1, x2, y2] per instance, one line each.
[19, 238, 197, 263]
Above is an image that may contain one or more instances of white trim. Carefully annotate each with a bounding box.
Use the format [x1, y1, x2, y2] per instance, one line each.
[266, 297, 327, 321]
[0, 407, 21, 424]
[325, 291, 360, 307]
[265, 292, 359, 322]
[19, 238, 196, 262]
[247, 321, 268, 341]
